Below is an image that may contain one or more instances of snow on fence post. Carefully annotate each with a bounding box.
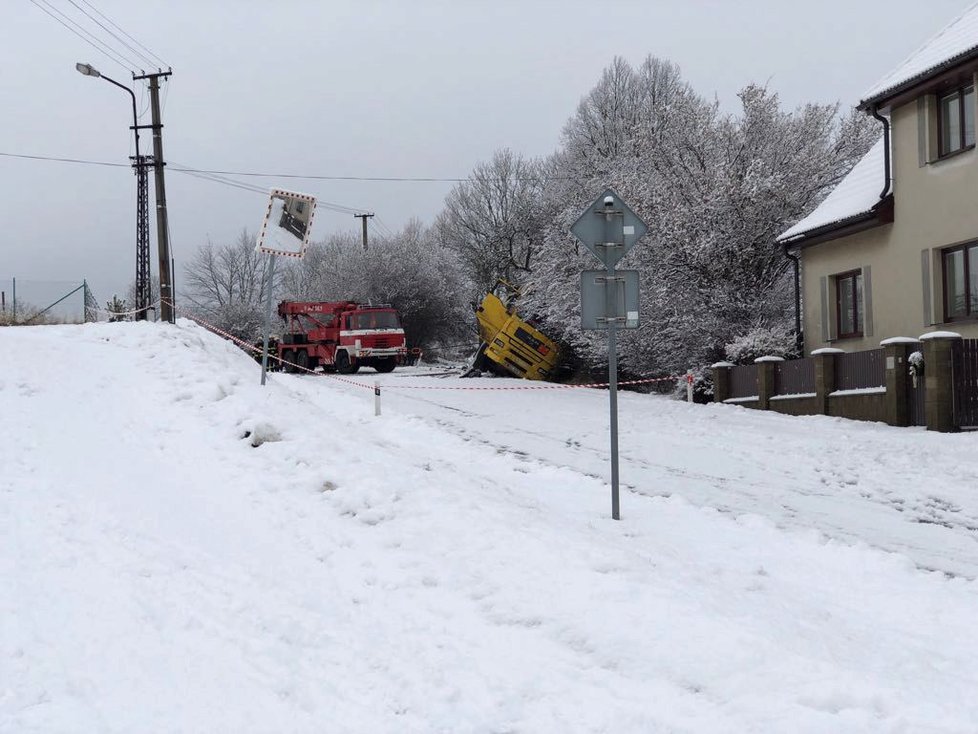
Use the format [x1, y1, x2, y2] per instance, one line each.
[711, 362, 734, 403]
[753, 356, 783, 411]
[686, 371, 694, 403]
[880, 337, 919, 427]
[374, 382, 381, 417]
[920, 331, 962, 432]
[811, 348, 844, 415]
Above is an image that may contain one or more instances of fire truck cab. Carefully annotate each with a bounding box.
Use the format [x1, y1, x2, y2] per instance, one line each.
[277, 300, 408, 374]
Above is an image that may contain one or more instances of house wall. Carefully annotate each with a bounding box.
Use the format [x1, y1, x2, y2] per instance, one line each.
[803, 86, 978, 352]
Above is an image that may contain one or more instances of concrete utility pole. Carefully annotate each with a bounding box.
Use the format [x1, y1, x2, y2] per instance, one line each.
[135, 69, 174, 322]
[354, 212, 374, 251]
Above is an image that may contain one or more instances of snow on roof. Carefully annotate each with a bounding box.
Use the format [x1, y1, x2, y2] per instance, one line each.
[862, 2, 978, 105]
[777, 137, 886, 243]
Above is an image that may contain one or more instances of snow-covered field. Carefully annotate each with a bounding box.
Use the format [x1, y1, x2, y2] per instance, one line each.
[3, 321, 978, 733]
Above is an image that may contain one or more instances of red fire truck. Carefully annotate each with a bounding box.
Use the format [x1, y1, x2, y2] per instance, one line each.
[277, 300, 407, 374]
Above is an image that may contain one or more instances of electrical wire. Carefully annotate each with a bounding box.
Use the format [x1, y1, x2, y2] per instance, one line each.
[0, 150, 541, 186]
[77, 0, 169, 68]
[0, 151, 130, 168]
[29, 0, 137, 73]
[66, 0, 157, 70]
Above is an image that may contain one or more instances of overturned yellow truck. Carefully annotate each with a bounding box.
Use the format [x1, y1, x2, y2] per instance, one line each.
[464, 283, 560, 381]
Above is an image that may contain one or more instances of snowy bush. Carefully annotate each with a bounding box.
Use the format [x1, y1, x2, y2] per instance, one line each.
[724, 324, 798, 365]
[909, 351, 924, 387]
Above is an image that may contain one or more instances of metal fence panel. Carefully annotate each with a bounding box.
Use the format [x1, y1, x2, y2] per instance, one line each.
[953, 339, 978, 429]
[835, 349, 886, 390]
[729, 364, 758, 399]
[774, 358, 815, 396]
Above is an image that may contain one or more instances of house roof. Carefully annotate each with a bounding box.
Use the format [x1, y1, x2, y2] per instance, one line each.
[861, 2, 978, 108]
[777, 137, 887, 244]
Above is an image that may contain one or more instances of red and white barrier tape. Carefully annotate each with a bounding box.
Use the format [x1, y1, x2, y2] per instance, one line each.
[163, 300, 686, 393]
[91, 299, 162, 318]
[163, 300, 377, 390]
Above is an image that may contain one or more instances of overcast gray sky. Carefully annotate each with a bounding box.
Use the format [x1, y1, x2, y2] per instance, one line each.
[1, 0, 974, 306]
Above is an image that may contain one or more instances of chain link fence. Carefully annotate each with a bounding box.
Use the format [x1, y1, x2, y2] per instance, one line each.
[0, 278, 98, 325]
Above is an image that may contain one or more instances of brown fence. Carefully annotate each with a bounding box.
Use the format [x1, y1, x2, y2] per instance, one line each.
[774, 357, 815, 395]
[729, 364, 758, 399]
[835, 349, 885, 390]
[952, 339, 978, 429]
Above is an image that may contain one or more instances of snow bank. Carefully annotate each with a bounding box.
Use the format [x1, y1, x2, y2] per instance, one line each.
[3, 322, 978, 732]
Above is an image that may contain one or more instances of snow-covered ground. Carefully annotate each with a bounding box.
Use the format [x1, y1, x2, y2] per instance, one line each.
[3, 321, 978, 733]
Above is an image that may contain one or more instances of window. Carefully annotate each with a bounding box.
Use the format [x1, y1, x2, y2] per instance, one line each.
[943, 243, 978, 321]
[938, 85, 976, 157]
[835, 270, 863, 338]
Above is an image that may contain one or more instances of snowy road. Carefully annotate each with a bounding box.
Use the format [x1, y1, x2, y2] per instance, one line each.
[296, 367, 978, 579]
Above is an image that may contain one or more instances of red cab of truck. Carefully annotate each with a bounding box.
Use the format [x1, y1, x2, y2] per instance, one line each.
[277, 300, 408, 374]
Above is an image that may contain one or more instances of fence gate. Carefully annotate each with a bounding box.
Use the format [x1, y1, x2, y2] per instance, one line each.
[952, 339, 978, 430]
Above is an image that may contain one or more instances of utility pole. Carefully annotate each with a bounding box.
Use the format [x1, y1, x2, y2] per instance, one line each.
[132, 154, 152, 319]
[354, 212, 374, 251]
[134, 69, 174, 323]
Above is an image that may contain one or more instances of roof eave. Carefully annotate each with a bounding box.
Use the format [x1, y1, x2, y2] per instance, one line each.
[859, 48, 978, 111]
[779, 195, 895, 250]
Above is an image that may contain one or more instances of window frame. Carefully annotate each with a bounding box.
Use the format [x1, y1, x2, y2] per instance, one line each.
[937, 85, 976, 158]
[834, 269, 863, 339]
[942, 242, 978, 322]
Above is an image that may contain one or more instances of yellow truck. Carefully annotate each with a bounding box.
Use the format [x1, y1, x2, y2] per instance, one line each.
[465, 283, 559, 381]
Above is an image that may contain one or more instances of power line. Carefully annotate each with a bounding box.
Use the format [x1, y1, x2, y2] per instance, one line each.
[0, 150, 549, 185]
[77, 0, 169, 68]
[0, 151, 130, 168]
[66, 0, 157, 70]
[169, 167, 470, 183]
[29, 0, 137, 73]
[0, 152, 374, 215]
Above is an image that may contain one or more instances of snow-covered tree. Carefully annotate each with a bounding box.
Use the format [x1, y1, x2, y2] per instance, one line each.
[509, 56, 878, 377]
[433, 149, 548, 292]
[182, 229, 272, 341]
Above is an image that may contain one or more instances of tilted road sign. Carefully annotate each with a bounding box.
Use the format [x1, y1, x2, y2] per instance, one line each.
[570, 189, 648, 269]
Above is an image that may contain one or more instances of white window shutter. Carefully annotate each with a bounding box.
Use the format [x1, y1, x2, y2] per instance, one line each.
[861, 265, 873, 337]
[820, 276, 830, 342]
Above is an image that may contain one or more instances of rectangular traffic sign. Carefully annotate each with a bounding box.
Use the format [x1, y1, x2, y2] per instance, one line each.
[581, 269, 639, 331]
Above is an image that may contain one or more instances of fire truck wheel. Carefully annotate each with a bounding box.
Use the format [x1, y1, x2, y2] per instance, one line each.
[282, 350, 296, 373]
[295, 350, 310, 372]
[374, 358, 396, 373]
[335, 351, 355, 374]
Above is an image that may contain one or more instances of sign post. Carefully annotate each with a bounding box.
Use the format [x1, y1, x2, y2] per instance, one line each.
[571, 190, 647, 520]
[255, 188, 317, 385]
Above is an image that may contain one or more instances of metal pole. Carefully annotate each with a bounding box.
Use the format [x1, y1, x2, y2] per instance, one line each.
[12, 277, 16, 324]
[260, 255, 277, 386]
[138, 71, 174, 323]
[375, 383, 381, 416]
[603, 207, 621, 521]
[94, 72, 148, 322]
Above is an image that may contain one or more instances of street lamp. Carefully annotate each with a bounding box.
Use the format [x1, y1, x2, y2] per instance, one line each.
[76, 61, 148, 319]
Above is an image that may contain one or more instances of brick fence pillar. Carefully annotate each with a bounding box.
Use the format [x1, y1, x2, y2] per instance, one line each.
[920, 331, 962, 433]
[711, 362, 734, 403]
[754, 356, 783, 411]
[881, 338, 919, 427]
[811, 348, 843, 415]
